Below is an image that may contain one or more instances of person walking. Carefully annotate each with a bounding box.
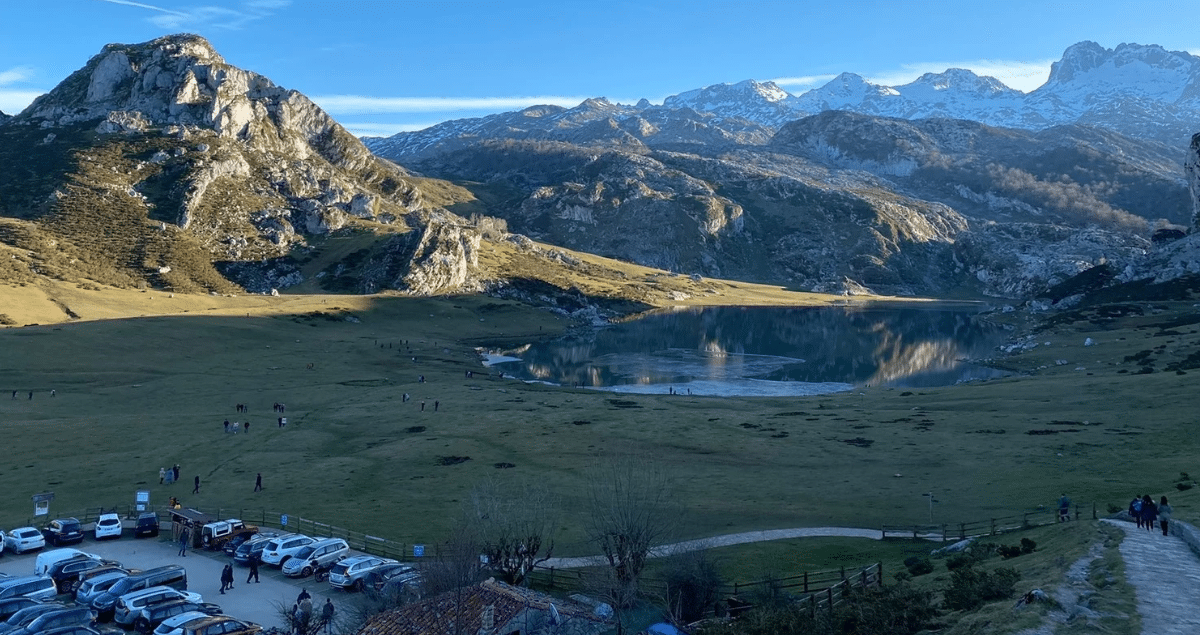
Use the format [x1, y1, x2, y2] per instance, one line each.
[1159, 496, 1173, 536]
[247, 556, 260, 583]
[1130, 495, 1144, 528]
[193, 475, 200, 494]
[159, 467, 165, 485]
[219, 564, 233, 594]
[1057, 493, 1071, 522]
[244, 420, 250, 434]
[254, 473, 262, 492]
[1140, 494, 1158, 531]
[321, 599, 335, 634]
[173, 464, 180, 482]
[178, 528, 189, 557]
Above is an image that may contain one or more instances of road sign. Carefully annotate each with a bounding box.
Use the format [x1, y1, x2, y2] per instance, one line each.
[413, 545, 424, 557]
[281, 514, 289, 526]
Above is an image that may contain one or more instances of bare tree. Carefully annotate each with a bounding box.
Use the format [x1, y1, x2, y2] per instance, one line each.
[418, 519, 486, 635]
[585, 455, 678, 604]
[469, 475, 559, 586]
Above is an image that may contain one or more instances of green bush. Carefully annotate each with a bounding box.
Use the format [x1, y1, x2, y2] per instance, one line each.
[945, 553, 974, 570]
[997, 545, 1023, 559]
[904, 556, 934, 576]
[1020, 538, 1037, 554]
[943, 565, 1020, 611]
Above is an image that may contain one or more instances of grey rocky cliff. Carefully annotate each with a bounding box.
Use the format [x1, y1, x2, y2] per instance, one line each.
[14, 34, 421, 254]
[1187, 132, 1200, 232]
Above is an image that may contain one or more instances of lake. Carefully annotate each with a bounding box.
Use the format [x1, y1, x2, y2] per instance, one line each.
[483, 305, 1014, 397]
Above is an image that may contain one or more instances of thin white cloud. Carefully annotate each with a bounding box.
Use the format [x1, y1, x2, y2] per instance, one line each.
[311, 95, 602, 115]
[769, 74, 837, 88]
[865, 58, 1056, 93]
[96, 0, 289, 30]
[0, 90, 44, 115]
[0, 66, 36, 86]
[340, 122, 443, 138]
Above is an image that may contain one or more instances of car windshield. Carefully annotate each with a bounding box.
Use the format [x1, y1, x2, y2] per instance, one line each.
[62, 521, 80, 530]
[293, 546, 315, 559]
[329, 563, 350, 575]
[99, 519, 119, 526]
[17, 530, 38, 539]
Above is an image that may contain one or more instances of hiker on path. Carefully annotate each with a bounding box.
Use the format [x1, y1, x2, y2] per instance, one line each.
[434, 400, 439, 412]
[1159, 496, 1173, 536]
[247, 555, 260, 583]
[224, 420, 229, 433]
[159, 467, 165, 485]
[178, 528, 189, 557]
[1130, 495, 1144, 528]
[244, 421, 250, 434]
[219, 564, 233, 594]
[193, 475, 200, 494]
[1058, 494, 1071, 522]
[1141, 494, 1158, 531]
[173, 464, 180, 481]
[254, 473, 262, 492]
[321, 599, 334, 634]
[420, 400, 425, 412]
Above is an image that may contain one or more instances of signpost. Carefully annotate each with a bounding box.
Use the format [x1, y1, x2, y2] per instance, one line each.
[135, 491, 150, 512]
[32, 492, 54, 517]
[413, 545, 424, 557]
[281, 514, 289, 527]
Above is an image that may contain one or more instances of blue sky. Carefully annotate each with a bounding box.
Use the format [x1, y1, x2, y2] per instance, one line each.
[1, 0, 1196, 137]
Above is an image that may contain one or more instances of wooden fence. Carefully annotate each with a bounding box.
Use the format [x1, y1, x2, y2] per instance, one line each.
[881, 502, 1097, 542]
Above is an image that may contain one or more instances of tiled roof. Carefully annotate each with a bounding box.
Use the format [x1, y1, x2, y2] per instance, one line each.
[357, 579, 604, 635]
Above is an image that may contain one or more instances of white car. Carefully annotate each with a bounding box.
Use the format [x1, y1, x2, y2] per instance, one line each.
[5, 527, 45, 554]
[258, 534, 314, 567]
[94, 514, 123, 540]
[0, 531, 5, 556]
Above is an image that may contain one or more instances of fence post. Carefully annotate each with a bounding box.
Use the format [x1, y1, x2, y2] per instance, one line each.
[959, 523, 966, 540]
[810, 594, 816, 618]
[941, 524, 947, 541]
[840, 566, 845, 581]
[826, 587, 834, 619]
[860, 568, 867, 587]
[803, 571, 808, 593]
[1023, 512, 1029, 528]
[991, 518, 996, 535]
[1092, 502, 1097, 520]
[912, 526, 918, 539]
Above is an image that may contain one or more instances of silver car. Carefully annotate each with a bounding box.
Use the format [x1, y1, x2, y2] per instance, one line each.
[258, 535, 313, 567]
[327, 555, 396, 590]
[74, 570, 129, 605]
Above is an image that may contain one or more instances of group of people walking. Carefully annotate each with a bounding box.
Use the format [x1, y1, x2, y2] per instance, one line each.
[1130, 494, 1173, 536]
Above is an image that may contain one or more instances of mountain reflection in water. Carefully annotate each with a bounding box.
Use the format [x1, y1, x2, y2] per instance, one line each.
[484, 305, 1012, 396]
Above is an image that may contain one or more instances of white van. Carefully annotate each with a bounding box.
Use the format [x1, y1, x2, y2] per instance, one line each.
[35, 548, 100, 576]
[0, 575, 58, 601]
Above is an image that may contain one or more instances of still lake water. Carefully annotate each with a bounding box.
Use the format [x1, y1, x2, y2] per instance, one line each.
[484, 305, 1014, 397]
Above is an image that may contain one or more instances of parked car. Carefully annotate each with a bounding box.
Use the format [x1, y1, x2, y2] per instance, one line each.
[72, 567, 132, 601]
[280, 538, 349, 578]
[42, 520, 84, 547]
[93, 515, 122, 541]
[231, 536, 273, 566]
[0, 575, 59, 601]
[258, 535, 314, 567]
[0, 532, 6, 557]
[3, 606, 96, 635]
[37, 549, 104, 576]
[133, 514, 160, 539]
[364, 563, 422, 596]
[327, 556, 397, 591]
[222, 531, 275, 557]
[0, 599, 38, 622]
[39, 627, 103, 635]
[3, 529, 44, 555]
[130, 600, 221, 634]
[199, 520, 257, 551]
[113, 587, 204, 628]
[0, 604, 73, 634]
[91, 566, 190, 621]
[47, 557, 117, 595]
[153, 614, 260, 635]
[74, 571, 130, 606]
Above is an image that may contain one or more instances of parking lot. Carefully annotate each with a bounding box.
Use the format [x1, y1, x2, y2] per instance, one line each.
[0, 532, 347, 631]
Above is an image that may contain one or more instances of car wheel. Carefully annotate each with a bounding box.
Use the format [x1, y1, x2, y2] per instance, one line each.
[301, 566, 313, 577]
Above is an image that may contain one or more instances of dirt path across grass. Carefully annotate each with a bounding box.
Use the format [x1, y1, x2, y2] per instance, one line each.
[543, 526, 936, 569]
[1102, 519, 1200, 635]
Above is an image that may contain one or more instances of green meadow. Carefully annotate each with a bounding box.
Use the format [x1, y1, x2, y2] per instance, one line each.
[1, 290, 1197, 561]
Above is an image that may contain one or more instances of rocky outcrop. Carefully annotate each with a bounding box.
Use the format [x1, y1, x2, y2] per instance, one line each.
[1187, 132, 1200, 231]
[399, 219, 483, 294]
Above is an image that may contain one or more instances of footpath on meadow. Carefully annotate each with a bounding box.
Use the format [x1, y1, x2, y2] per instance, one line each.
[543, 526, 894, 569]
[1101, 519, 1200, 635]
